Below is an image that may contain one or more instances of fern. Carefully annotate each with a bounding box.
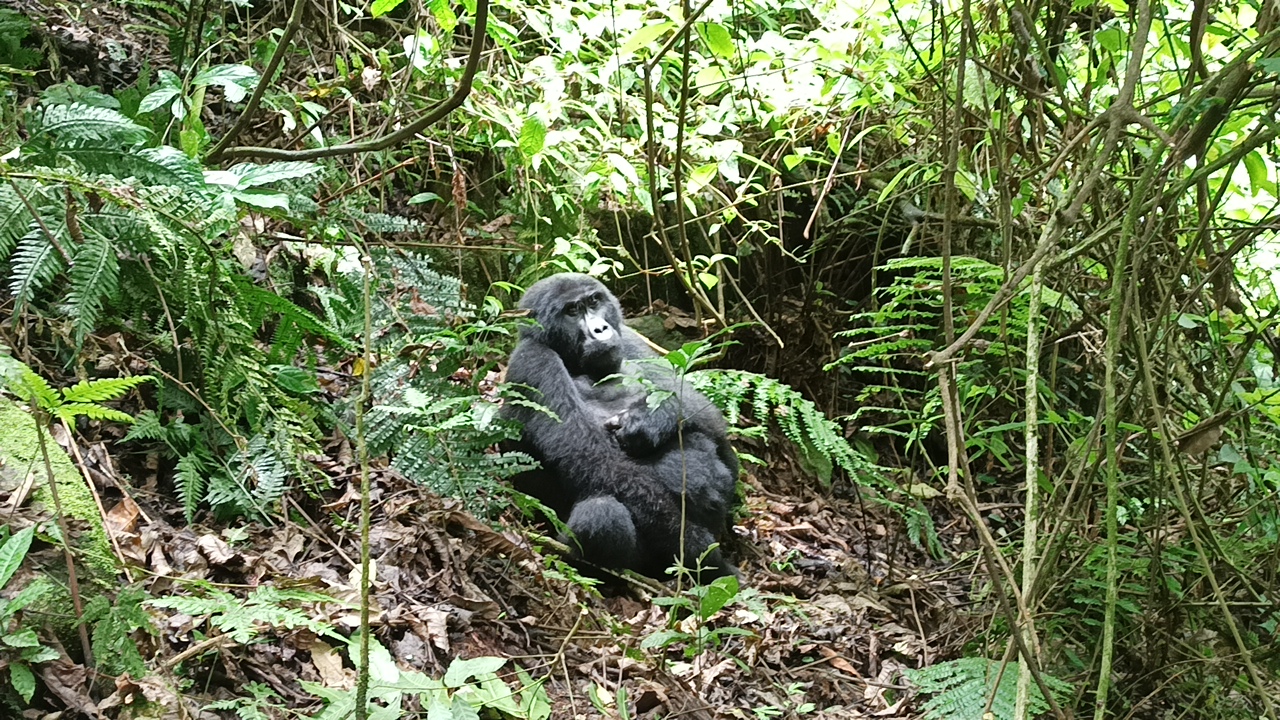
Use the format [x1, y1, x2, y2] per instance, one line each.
[65, 227, 121, 345]
[82, 588, 154, 677]
[691, 369, 884, 488]
[0, 183, 32, 258]
[9, 227, 66, 310]
[148, 585, 341, 645]
[174, 453, 208, 523]
[61, 375, 153, 403]
[906, 657, 1073, 720]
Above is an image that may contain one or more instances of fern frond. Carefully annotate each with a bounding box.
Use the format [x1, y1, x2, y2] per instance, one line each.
[232, 276, 354, 350]
[62, 146, 205, 188]
[33, 103, 150, 145]
[122, 410, 166, 442]
[66, 227, 121, 345]
[174, 453, 207, 523]
[62, 375, 153, 403]
[51, 402, 135, 424]
[9, 227, 67, 310]
[11, 365, 59, 408]
[0, 182, 32, 260]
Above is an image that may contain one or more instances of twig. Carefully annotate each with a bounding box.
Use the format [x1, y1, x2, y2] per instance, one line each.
[59, 421, 133, 583]
[206, 0, 308, 161]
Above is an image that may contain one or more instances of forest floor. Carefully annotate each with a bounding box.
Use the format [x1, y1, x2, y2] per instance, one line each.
[12, 398, 979, 719]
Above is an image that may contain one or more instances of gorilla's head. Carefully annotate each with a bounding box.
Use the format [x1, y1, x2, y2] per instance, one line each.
[520, 273, 625, 379]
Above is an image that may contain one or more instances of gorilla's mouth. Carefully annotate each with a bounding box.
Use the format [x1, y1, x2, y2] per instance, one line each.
[580, 340, 622, 378]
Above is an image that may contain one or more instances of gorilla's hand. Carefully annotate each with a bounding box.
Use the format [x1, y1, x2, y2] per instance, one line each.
[607, 404, 677, 457]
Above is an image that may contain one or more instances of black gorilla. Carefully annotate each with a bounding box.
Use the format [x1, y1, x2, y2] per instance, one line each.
[502, 273, 739, 581]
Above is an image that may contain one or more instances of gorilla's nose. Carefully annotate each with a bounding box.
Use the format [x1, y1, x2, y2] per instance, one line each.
[590, 320, 613, 338]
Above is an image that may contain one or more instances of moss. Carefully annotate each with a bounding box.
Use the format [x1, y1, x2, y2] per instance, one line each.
[0, 398, 117, 583]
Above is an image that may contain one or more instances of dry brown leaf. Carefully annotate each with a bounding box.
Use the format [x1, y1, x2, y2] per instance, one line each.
[197, 534, 236, 565]
[420, 607, 451, 652]
[310, 639, 351, 688]
[40, 659, 100, 718]
[818, 646, 862, 678]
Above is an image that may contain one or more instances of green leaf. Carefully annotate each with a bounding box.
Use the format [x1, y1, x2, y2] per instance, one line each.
[21, 646, 58, 663]
[371, 0, 405, 17]
[232, 189, 291, 210]
[3, 628, 39, 648]
[0, 526, 34, 589]
[697, 271, 719, 290]
[61, 375, 153, 403]
[229, 161, 322, 189]
[518, 116, 547, 161]
[139, 86, 181, 114]
[639, 628, 688, 650]
[51, 403, 135, 424]
[429, 0, 458, 31]
[687, 163, 718, 194]
[697, 22, 734, 58]
[1259, 57, 1280, 74]
[695, 65, 726, 95]
[192, 64, 259, 103]
[409, 192, 443, 204]
[10, 662, 34, 703]
[273, 366, 321, 395]
[1244, 150, 1268, 197]
[696, 574, 738, 619]
[443, 656, 506, 688]
[14, 366, 59, 409]
[620, 22, 674, 56]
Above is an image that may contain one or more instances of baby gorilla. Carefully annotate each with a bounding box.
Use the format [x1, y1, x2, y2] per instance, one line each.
[502, 273, 738, 581]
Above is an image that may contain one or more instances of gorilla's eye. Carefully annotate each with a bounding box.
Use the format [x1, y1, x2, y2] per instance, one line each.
[565, 304, 579, 317]
[587, 295, 600, 308]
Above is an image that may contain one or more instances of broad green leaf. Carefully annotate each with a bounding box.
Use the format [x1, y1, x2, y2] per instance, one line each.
[619, 22, 674, 56]
[1259, 57, 1280, 74]
[698, 573, 738, 619]
[2, 628, 39, 647]
[0, 526, 34, 589]
[232, 189, 291, 210]
[518, 116, 547, 161]
[698, 271, 719, 290]
[371, 0, 406, 17]
[639, 628, 687, 649]
[409, 192, 443, 204]
[697, 22, 734, 58]
[10, 663, 34, 703]
[695, 65, 726, 96]
[1244, 150, 1268, 197]
[687, 162, 718, 193]
[230, 161, 322, 188]
[21, 646, 58, 663]
[192, 64, 259, 103]
[274, 366, 321, 395]
[429, 0, 458, 31]
[138, 86, 181, 114]
[443, 656, 506, 687]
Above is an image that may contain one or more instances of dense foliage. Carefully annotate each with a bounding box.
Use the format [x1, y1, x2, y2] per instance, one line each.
[0, 0, 1278, 717]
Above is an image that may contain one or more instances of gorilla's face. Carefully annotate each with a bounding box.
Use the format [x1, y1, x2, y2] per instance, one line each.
[521, 274, 624, 379]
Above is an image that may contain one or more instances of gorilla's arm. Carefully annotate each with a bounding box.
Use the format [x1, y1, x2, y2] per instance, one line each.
[505, 339, 604, 470]
[608, 329, 731, 457]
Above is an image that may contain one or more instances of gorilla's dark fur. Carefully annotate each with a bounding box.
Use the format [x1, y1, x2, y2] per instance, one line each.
[503, 273, 739, 580]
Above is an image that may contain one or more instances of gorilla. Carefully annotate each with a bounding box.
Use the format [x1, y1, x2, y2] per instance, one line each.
[502, 273, 739, 581]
